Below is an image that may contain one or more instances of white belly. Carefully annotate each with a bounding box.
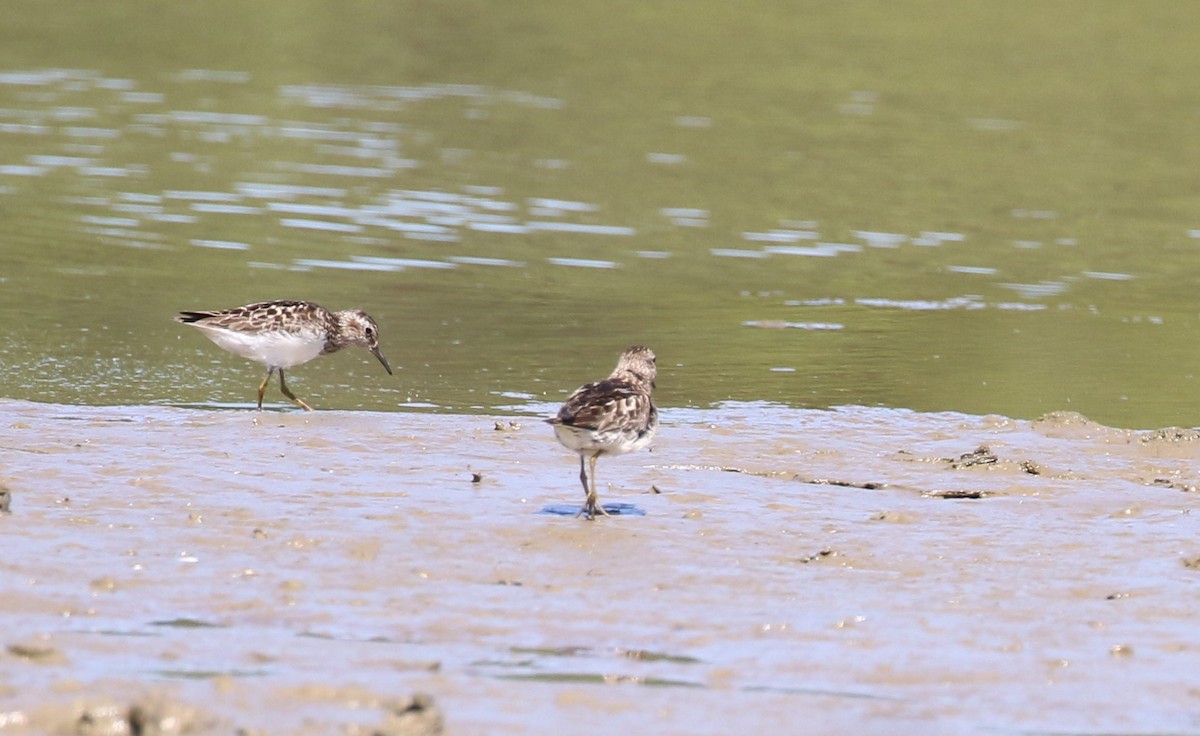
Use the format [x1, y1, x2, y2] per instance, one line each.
[553, 422, 656, 457]
[193, 324, 325, 369]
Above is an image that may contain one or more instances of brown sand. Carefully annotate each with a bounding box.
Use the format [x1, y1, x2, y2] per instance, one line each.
[2, 399, 1199, 735]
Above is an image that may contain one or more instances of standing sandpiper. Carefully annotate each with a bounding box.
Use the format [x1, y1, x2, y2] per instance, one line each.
[175, 300, 392, 410]
[547, 346, 659, 519]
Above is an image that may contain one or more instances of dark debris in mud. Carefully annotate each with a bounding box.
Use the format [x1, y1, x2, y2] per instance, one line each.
[617, 648, 702, 664]
[950, 445, 1042, 475]
[1149, 478, 1198, 493]
[803, 477, 886, 490]
[718, 466, 791, 478]
[668, 465, 886, 490]
[149, 618, 226, 629]
[374, 693, 444, 736]
[75, 698, 212, 736]
[7, 643, 61, 662]
[67, 691, 444, 736]
[795, 548, 837, 564]
[896, 445, 1044, 476]
[1139, 427, 1200, 444]
[923, 489, 993, 500]
[950, 446, 999, 468]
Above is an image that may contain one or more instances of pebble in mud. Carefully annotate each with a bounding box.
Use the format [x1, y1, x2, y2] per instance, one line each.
[7, 643, 64, 665]
[1151, 478, 1198, 493]
[60, 692, 442, 736]
[371, 693, 444, 736]
[1030, 411, 1108, 437]
[89, 576, 118, 593]
[1139, 427, 1200, 444]
[871, 511, 915, 523]
[946, 445, 1043, 475]
[950, 445, 999, 468]
[893, 444, 1048, 478]
[924, 489, 992, 499]
[69, 698, 210, 736]
[795, 548, 836, 564]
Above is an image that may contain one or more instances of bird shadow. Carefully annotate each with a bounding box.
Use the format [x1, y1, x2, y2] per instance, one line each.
[538, 503, 646, 517]
[167, 401, 299, 413]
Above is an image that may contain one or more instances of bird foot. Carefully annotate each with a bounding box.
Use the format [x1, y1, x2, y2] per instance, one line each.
[576, 497, 611, 520]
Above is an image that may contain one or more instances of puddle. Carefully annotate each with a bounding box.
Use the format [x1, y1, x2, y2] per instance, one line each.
[495, 673, 703, 688]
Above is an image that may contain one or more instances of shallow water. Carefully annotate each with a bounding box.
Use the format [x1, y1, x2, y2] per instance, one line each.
[3, 399, 1200, 734]
[1, 4, 1200, 425]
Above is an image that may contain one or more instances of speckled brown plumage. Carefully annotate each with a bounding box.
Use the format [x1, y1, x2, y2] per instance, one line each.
[175, 299, 391, 411]
[547, 346, 659, 519]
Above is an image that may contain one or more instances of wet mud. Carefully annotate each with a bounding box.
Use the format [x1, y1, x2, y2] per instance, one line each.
[2, 400, 1200, 734]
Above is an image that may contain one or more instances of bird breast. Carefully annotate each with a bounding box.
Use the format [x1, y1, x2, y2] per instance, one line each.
[193, 324, 325, 369]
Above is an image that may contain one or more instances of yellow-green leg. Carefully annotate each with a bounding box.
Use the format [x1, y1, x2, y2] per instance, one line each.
[278, 369, 313, 411]
[576, 453, 609, 520]
[256, 369, 274, 411]
[576, 455, 588, 495]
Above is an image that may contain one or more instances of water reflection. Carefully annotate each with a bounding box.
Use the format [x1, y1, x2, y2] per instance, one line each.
[0, 3, 1198, 426]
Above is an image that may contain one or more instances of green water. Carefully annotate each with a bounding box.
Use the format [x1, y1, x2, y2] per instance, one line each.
[2, 1, 1199, 426]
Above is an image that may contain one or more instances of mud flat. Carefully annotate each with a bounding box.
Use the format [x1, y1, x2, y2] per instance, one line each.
[1, 399, 1199, 735]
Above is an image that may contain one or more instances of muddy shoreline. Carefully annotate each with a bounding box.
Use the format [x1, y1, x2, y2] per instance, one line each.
[2, 399, 1199, 734]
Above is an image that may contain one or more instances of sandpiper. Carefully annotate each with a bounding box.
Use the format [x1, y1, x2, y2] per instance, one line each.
[175, 300, 392, 410]
[547, 346, 659, 519]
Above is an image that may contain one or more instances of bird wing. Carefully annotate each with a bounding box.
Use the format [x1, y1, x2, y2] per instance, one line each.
[552, 378, 653, 432]
[177, 301, 325, 335]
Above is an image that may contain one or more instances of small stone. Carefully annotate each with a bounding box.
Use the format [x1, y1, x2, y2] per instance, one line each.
[89, 577, 118, 593]
[376, 692, 444, 736]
